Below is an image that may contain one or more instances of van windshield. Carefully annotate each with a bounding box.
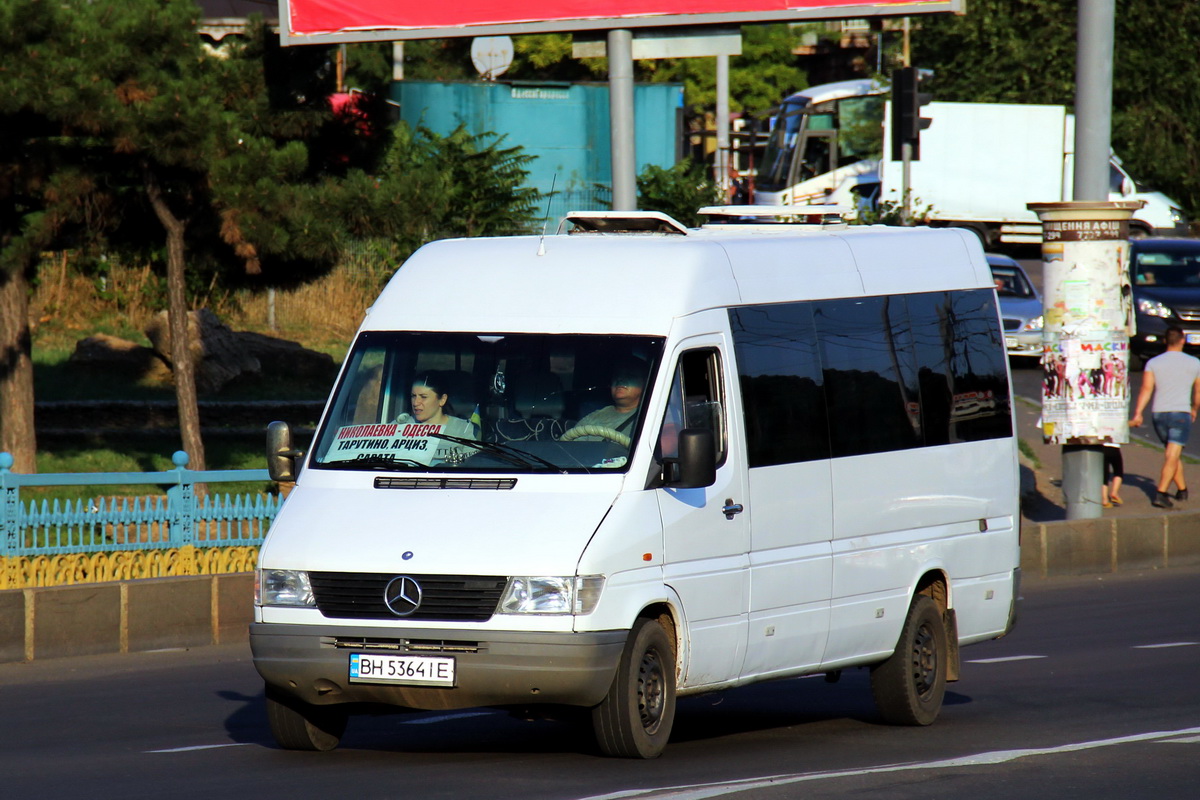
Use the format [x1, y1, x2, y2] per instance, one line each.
[310, 332, 664, 473]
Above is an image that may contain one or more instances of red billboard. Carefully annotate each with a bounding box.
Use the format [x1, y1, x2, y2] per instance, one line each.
[281, 0, 963, 44]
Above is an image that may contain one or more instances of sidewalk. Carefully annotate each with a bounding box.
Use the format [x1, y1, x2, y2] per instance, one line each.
[1016, 396, 1199, 522]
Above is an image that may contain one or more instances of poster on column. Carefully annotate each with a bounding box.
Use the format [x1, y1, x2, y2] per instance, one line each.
[1040, 337, 1130, 445]
[1038, 222, 1136, 446]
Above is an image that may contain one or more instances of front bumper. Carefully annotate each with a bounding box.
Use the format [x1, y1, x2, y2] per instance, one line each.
[250, 622, 627, 710]
[1003, 331, 1042, 357]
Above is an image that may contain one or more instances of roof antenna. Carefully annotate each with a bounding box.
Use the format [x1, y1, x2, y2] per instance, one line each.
[537, 173, 557, 256]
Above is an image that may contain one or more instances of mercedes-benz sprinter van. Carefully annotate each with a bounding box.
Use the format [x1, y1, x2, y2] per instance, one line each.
[251, 207, 1021, 758]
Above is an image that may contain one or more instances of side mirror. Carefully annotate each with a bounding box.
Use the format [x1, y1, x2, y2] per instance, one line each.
[266, 421, 305, 482]
[662, 428, 716, 489]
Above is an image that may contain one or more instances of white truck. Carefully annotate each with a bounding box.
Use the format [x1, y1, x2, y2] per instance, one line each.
[754, 79, 1186, 245]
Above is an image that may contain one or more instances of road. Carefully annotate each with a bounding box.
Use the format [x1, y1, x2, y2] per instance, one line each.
[2, 568, 1198, 799]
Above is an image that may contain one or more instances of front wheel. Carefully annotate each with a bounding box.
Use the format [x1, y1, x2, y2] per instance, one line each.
[265, 684, 348, 751]
[870, 595, 948, 726]
[592, 616, 676, 758]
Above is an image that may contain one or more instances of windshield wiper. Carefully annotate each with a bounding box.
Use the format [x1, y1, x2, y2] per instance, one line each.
[319, 455, 426, 471]
[431, 433, 566, 472]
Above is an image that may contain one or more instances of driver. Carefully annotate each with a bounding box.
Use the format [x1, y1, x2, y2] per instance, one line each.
[565, 367, 645, 441]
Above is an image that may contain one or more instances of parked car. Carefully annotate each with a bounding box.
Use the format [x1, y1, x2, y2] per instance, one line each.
[1130, 238, 1200, 365]
[988, 253, 1043, 358]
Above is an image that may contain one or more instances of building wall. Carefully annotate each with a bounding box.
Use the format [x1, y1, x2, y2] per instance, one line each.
[393, 80, 684, 221]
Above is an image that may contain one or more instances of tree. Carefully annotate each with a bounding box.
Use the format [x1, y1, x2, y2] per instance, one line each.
[912, 0, 1200, 219]
[636, 161, 724, 227]
[1, 3, 349, 471]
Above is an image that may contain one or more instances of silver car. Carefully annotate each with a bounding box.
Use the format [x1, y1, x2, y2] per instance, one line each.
[988, 253, 1043, 358]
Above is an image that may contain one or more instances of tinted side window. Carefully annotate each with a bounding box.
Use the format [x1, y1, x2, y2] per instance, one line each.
[730, 304, 831, 467]
[905, 291, 955, 447]
[947, 289, 1013, 442]
[658, 348, 727, 465]
[815, 297, 922, 457]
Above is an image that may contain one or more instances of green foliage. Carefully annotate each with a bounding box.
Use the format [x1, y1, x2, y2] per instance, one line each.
[912, 0, 1200, 220]
[851, 193, 934, 226]
[324, 123, 540, 263]
[636, 161, 725, 227]
[635, 24, 808, 114]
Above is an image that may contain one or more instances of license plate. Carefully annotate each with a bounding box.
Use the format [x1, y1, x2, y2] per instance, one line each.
[1187, 334, 1200, 345]
[1005, 337, 1018, 349]
[349, 653, 456, 686]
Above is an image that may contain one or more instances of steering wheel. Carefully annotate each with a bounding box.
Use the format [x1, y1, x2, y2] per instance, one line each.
[559, 425, 631, 448]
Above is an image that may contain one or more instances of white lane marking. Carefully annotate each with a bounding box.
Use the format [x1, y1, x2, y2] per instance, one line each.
[402, 711, 496, 725]
[576, 726, 1200, 800]
[147, 743, 255, 753]
[1160, 735, 1200, 743]
[1132, 642, 1199, 649]
[966, 655, 1048, 664]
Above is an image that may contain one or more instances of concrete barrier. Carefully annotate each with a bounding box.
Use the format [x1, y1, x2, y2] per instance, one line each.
[0, 573, 252, 663]
[1021, 511, 1200, 578]
[3, 512, 1199, 664]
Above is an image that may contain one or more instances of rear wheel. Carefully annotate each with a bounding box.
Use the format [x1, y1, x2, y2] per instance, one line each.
[265, 684, 348, 751]
[870, 595, 948, 726]
[591, 616, 676, 758]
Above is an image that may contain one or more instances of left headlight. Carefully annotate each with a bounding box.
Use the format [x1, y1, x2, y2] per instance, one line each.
[256, 569, 316, 607]
[497, 575, 605, 615]
[1021, 314, 1044, 332]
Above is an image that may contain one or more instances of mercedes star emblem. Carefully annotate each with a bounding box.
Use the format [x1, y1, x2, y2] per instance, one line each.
[384, 575, 423, 616]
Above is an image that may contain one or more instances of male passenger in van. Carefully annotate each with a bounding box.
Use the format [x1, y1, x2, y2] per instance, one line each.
[1130, 326, 1200, 508]
[564, 367, 644, 441]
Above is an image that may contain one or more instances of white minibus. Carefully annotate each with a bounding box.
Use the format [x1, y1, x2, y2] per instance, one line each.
[251, 207, 1021, 758]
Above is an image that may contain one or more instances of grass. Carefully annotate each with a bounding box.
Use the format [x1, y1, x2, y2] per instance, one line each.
[1017, 438, 1042, 469]
[20, 434, 289, 502]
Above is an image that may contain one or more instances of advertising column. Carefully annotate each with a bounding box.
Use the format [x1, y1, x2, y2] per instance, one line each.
[1028, 201, 1143, 518]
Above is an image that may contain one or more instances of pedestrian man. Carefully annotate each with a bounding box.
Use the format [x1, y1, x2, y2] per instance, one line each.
[1130, 326, 1200, 508]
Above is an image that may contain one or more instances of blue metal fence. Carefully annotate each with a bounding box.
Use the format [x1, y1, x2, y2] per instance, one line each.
[0, 450, 281, 557]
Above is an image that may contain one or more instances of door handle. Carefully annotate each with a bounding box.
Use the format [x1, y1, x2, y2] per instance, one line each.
[722, 499, 744, 520]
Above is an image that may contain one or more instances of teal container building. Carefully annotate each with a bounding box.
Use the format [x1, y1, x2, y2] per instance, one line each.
[392, 80, 684, 222]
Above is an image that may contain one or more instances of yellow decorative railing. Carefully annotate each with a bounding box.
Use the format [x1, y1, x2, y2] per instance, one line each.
[0, 545, 261, 590]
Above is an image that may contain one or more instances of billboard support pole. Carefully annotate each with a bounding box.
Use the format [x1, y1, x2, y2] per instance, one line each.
[608, 29, 637, 211]
[716, 54, 731, 197]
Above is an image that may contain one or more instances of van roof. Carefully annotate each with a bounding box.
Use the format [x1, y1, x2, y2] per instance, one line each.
[363, 222, 990, 336]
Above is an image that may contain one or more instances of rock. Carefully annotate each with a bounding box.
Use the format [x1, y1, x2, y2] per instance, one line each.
[68, 333, 171, 382]
[143, 309, 335, 393]
[146, 309, 260, 393]
[237, 331, 336, 383]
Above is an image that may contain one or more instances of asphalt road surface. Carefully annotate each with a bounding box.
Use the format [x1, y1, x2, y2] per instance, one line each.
[2, 568, 1198, 800]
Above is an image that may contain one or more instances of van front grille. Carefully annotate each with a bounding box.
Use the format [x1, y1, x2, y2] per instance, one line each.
[309, 572, 506, 622]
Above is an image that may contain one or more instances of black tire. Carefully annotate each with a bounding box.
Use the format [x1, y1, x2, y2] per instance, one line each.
[591, 616, 676, 758]
[870, 595, 948, 726]
[265, 684, 348, 751]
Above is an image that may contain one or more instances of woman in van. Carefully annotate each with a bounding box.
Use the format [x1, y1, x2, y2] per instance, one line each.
[394, 372, 478, 464]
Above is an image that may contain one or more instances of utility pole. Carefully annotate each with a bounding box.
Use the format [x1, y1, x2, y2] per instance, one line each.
[1063, 0, 1116, 520]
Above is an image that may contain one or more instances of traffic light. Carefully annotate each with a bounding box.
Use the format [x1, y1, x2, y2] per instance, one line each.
[891, 67, 932, 160]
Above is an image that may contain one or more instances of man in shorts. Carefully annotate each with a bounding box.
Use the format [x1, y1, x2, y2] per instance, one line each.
[1130, 327, 1200, 508]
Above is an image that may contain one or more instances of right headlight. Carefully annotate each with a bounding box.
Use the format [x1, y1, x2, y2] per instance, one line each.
[256, 569, 316, 607]
[1138, 297, 1174, 319]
